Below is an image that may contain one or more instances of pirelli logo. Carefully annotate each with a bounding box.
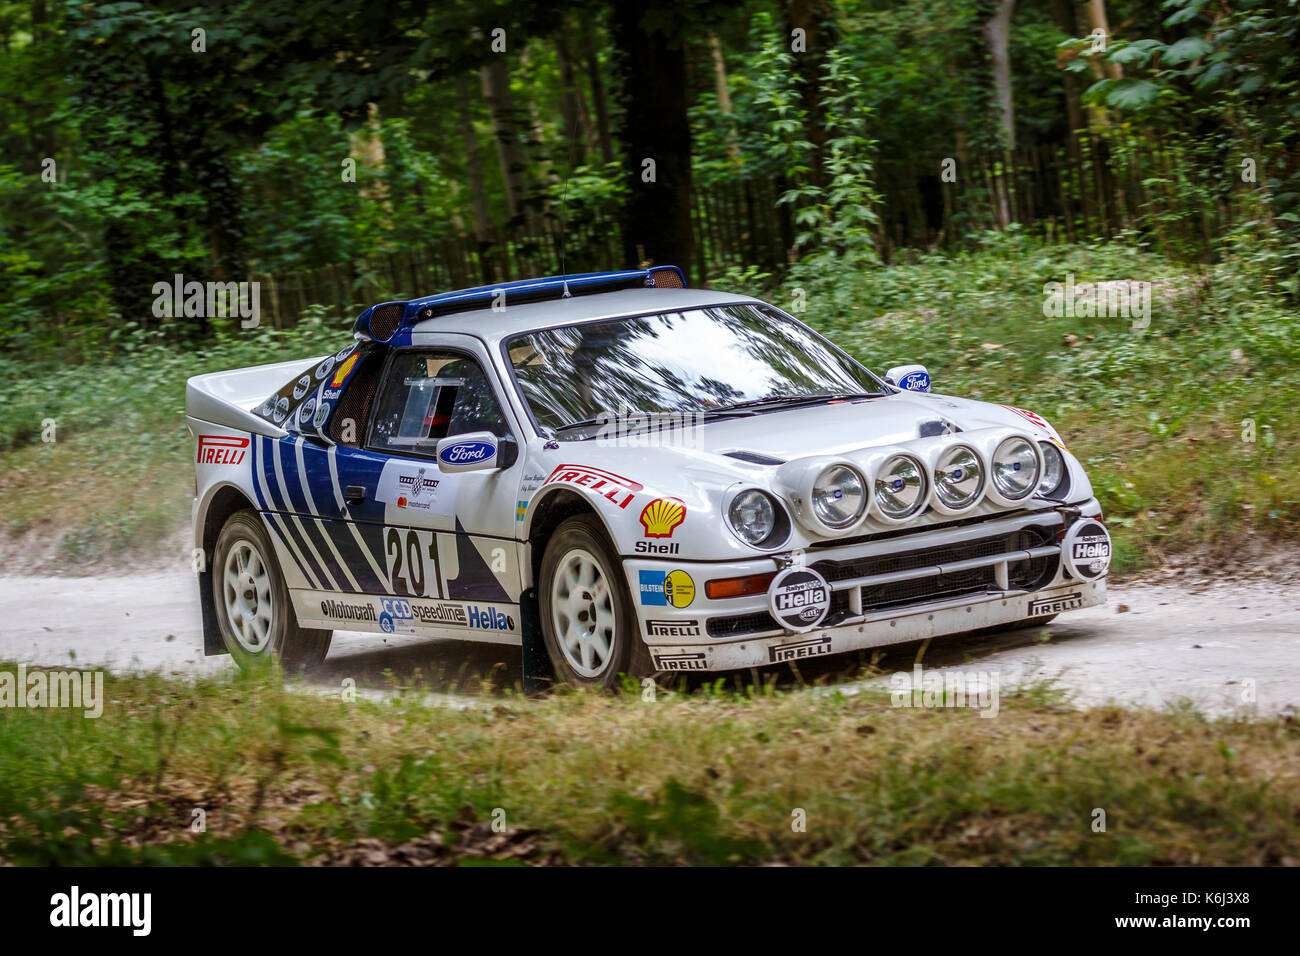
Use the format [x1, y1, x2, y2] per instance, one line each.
[196, 435, 249, 465]
[653, 652, 707, 671]
[646, 619, 701, 638]
[768, 636, 832, 663]
[1028, 592, 1083, 616]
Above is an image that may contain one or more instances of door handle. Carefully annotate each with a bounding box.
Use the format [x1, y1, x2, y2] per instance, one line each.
[344, 485, 366, 505]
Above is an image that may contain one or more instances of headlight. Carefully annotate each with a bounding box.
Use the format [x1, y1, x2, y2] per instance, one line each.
[729, 489, 778, 545]
[874, 455, 926, 519]
[1038, 441, 1066, 497]
[933, 445, 984, 509]
[812, 465, 866, 529]
[991, 437, 1040, 500]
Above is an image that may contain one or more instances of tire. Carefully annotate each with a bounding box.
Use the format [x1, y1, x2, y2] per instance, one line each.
[212, 509, 332, 671]
[538, 514, 651, 689]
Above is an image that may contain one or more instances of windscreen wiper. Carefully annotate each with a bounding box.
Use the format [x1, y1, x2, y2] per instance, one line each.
[701, 392, 883, 416]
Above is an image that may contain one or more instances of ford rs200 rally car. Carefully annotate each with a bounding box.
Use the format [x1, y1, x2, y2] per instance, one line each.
[186, 266, 1111, 689]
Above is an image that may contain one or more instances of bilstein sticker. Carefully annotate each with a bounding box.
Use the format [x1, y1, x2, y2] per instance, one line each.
[638, 569, 695, 608]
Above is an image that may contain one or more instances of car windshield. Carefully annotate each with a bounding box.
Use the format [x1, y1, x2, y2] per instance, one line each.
[504, 303, 884, 437]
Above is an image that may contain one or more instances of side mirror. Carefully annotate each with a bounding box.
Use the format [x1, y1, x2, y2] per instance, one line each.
[884, 364, 931, 392]
[435, 432, 517, 473]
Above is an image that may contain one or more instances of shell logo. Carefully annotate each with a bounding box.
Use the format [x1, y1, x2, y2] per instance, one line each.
[639, 497, 686, 538]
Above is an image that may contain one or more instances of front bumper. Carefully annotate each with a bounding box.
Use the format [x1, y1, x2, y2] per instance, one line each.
[625, 501, 1107, 673]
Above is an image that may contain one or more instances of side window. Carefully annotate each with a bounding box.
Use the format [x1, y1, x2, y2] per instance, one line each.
[366, 351, 509, 457]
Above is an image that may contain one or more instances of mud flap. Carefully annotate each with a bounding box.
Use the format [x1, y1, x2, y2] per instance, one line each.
[519, 587, 555, 694]
[198, 567, 228, 656]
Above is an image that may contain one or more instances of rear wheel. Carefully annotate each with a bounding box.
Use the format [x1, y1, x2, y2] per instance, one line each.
[213, 510, 332, 671]
[539, 515, 650, 689]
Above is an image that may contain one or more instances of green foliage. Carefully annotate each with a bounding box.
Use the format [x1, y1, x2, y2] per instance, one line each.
[1082, 1, 1300, 269]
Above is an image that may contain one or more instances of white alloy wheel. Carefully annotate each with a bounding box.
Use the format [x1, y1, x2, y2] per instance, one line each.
[222, 536, 275, 654]
[549, 547, 617, 678]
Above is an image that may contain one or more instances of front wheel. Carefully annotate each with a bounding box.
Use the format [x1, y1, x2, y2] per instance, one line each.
[212, 509, 332, 671]
[538, 515, 650, 689]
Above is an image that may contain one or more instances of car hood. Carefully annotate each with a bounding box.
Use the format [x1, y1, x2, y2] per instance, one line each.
[697, 390, 1053, 463]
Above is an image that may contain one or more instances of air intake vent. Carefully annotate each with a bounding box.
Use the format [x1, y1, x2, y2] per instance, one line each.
[368, 302, 405, 341]
[723, 450, 786, 465]
[649, 267, 685, 289]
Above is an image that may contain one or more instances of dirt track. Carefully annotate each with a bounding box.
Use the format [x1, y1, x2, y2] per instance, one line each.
[0, 570, 1296, 715]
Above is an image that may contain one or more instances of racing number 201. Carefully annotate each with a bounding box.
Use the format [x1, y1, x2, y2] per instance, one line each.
[385, 528, 441, 598]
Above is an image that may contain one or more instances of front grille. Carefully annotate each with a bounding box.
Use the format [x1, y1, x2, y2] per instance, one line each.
[707, 610, 777, 638]
[704, 525, 1058, 638]
[859, 566, 993, 611]
[706, 590, 852, 639]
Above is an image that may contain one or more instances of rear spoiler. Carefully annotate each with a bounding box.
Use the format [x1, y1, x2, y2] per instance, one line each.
[185, 356, 322, 438]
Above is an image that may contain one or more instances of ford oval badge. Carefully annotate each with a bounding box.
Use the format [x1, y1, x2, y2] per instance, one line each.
[900, 371, 930, 392]
[439, 439, 495, 465]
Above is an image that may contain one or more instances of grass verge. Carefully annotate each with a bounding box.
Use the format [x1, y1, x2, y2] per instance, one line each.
[1, 664, 1297, 865]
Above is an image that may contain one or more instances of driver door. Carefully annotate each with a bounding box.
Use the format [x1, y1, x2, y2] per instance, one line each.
[329, 336, 525, 639]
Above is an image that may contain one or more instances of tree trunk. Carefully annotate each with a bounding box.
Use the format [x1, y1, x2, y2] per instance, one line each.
[1086, 0, 1123, 81]
[611, 0, 693, 279]
[983, 0, 1017, 151]
[578, 28, 614, 166]
[349, 102, 390, 213]
[455, 75, 492, 244]
[556, 28, 588, 167]
[481, 57, 530, 225]
[783, 0, 839, 188]
[708, 33, 739, 161]
[1050, 0, 1087, 143]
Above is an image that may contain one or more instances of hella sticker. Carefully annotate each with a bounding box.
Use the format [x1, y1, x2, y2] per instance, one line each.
[768, 566, 831, 633]
[1061, 520, 1112, 580]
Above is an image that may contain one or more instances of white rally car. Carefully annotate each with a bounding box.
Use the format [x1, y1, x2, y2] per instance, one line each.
[186, 266, 1110, 688]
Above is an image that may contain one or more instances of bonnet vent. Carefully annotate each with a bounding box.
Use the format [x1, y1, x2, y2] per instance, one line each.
[723, 450, 786, 466]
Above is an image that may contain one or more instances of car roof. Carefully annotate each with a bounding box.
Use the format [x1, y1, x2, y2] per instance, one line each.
[408, 287, 764, 344]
